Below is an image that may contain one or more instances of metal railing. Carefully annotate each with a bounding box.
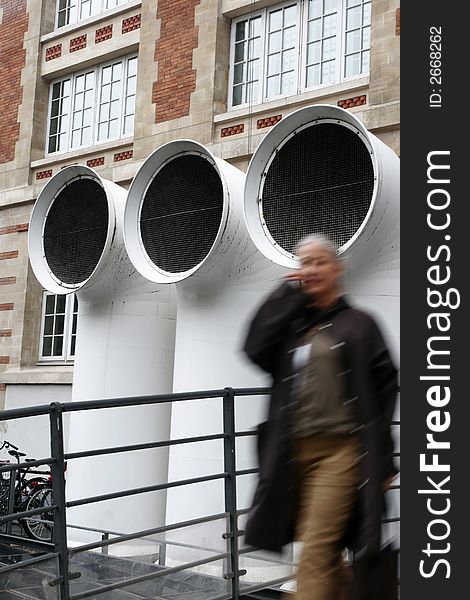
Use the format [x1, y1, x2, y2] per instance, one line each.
[0, 387, 400, 599]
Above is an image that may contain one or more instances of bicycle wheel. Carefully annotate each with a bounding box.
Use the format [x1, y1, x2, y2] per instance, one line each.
[23, 486, 54, 542]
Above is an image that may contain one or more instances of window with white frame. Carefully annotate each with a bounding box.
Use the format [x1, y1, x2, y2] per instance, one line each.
[47, 55, 137, 154]
[229, 0, 371, 108]
[56, 0, 131, 28]
[39, 293, 78, 362]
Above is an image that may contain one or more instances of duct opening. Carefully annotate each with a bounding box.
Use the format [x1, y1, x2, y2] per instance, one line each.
[261, 123, 374, 254]
[43, 178, 109, 285]
[139, 154, 224, 273]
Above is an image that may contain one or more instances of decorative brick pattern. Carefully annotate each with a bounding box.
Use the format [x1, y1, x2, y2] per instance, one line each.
[0, 330, 13, 338]
[95, 24, 113, 43]
[70, 34, 87, 53]
[36, 169, 53, 180]
[0, 223, 28, 235]
[122, 14, 141, 34]
[0, 0, 29, 164]
[396, 8, 400, 36]
[0, 357, 10, 365]
[337, 95, 367, 109]
[0, 251, 18, 261]
[0, 277, 16, 286]
[152, 0, 199, 124]
[0, 303, 14, 311]
[45, 44, 62, 61]
[221, 124, 244, 138]
[257, 115, 282, 129]
[114, 150, 133, 162]
[87, 157, 105, 167]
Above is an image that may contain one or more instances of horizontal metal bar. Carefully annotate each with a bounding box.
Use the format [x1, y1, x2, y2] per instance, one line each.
[67, 472, 228, 508]
[70, 551, 230, 600]
[0, 552, 58, 575]
[235, 430, 257, 438]
[0, 503, 58, 525]
[0, 404, 52, 421]
[0, 457, 54, 473]
[69, 512, 229, 555]
[231, 387, 272, 396]
[61, 389, 231, 414]
[0, 531, 54, 551]
[235, 468, 259, 477]
[240, 575, 296, 596]
[382, 517, 400, 523]
[65, 433, 227, 461]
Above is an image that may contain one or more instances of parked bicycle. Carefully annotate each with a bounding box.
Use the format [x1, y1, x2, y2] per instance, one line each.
[0, 440, 54, 542]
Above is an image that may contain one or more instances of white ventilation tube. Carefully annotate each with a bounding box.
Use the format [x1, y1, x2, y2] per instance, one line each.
[244, 104, 400, 359]
[124, 141, 282, 551]
[244, 104, 400, 555]
[28, 165, 176, 540]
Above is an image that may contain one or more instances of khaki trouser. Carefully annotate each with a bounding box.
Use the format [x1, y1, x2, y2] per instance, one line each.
[292, 434, 361, 600]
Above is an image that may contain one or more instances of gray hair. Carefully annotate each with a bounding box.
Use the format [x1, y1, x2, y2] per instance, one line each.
[294, 233, 339, 259]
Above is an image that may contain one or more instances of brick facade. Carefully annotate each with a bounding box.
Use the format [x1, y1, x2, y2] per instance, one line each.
[0, 0, 29, 164]
[152, 0, 200, 124]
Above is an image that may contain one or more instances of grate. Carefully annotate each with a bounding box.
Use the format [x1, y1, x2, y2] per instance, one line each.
[261, 123, 374, 254]
[140, 155, 224, 273]
[43, 178, 109, 284]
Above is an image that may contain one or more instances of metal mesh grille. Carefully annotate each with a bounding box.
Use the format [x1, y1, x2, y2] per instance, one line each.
[43, 179, 109, 284]
[261, 123, 374, 254]
[140, 155, 224, 273]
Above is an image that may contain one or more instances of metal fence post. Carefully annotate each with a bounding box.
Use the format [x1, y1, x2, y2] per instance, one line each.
[223, 387, 243, 599]
[49, 402, 70, 600]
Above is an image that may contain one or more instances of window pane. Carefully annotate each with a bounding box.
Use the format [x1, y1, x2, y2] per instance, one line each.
[232, 84, 243, 106]
[235, 41, 245, 63]
[249, 17, 261, 37]
[309, 0, 323, 19]
[362, 49, 370, 72]
[269, 9, 282, 31]
[45, 294, 55, 315]
[284, 5, 297, 27]
[75, 75, 85, 93]
[322, 37, 336, 60]
[128, 56, 138, 77]
[109, 119, 119, 138]
[53, 336, 64, 356]
[267, 53, 281, 76]
[246, 81, 258, 103]
[268, 31, 282, 53]
[70, 335, 76, 356]
[44, 316, 54, 336]
[323, 14, 337, 37]
[347, 0, 361, 6]
[42, 337, 52, 357]
[266, 75, 279, 98]
[281, 71, 295, 94]
[308, 18, 322, 41]
[363, 2, 371, 25]
[112, 62, 122, 81]
[81, 126, 92, 145]
[362, 25, 371, 49]
[234, 63, 244, 86]
[346, 6, 362, 30]
[283, 25, 296, 48]
[56, 295, 66, 313]
[102, 66, 112, 84]
[306, 63, 321, 87]
[282, 49, 296, 72]
[123, 114, 134, 135]
[247, 59, 259, 81]
[307, 41, 321, 64]
[125, 95, 135, 115]
[346, 29, 361, 54]
[98, 122, 108, 140]
[324, 0, 337, 12]
[248, 37, 261, 59]
[55, 315, 65, 335]
[345, 53, 361, 77]
[321, 59, 335, 83]
[235, 20, 246, 42]
[127, 75, 137, 95]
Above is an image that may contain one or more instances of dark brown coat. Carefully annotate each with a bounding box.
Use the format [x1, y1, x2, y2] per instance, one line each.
[243, 281, 398, 556]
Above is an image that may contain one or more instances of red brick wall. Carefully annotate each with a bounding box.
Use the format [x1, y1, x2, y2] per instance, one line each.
[152, 0, 200, 124]
[0, 0, 29, 164]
